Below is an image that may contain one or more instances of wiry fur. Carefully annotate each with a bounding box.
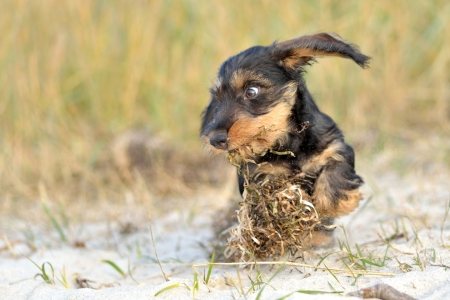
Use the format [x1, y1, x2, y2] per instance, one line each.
[201, 33, 370, 247]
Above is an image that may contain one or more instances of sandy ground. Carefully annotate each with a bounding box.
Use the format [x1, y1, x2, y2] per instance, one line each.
[1, 157, 450, 300]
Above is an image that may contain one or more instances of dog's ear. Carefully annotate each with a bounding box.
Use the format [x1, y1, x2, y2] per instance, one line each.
[271, 33, 370, 70]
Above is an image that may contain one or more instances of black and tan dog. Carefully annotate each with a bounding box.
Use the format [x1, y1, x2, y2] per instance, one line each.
[201, 33, 370, 247]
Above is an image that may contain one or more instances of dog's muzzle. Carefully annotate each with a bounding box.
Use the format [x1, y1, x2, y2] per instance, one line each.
[209, 132, 228, 150]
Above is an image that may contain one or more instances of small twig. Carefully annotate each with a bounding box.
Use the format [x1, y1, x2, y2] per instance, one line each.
[347, 283, 417, 300]
[191, 261, 396, 277]
[296, 121, 310, 133]
[268, 149, 295, 157]
[376, 232, 414, 255]
[430, 262, 450, 268]
[190, 266, 211, 292]
[149, 221, 168, 281]
[8, 277, 35, 285]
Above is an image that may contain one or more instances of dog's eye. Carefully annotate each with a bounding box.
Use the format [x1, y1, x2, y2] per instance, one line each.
[244, 86, 259, 99]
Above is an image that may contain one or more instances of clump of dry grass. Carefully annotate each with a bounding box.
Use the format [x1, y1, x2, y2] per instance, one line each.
[224, 149, 320, 262]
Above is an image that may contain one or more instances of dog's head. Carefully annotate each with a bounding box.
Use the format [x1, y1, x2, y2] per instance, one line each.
[201, 33, 370, 158]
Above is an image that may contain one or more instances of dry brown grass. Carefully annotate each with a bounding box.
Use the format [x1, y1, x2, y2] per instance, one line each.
[225, 162, 320, 261]
[1, 0, 449, 212]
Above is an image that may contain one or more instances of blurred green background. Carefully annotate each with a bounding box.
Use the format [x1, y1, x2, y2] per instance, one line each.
[1, 0, 449, 203]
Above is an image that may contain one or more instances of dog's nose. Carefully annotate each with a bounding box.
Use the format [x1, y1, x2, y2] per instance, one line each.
[209, 133, 228, 150]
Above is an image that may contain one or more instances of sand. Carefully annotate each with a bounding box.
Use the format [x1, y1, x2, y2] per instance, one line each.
[1, 158, 450, 300]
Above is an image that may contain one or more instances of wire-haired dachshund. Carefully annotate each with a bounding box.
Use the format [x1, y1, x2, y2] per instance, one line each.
[201, 33, 370, 247]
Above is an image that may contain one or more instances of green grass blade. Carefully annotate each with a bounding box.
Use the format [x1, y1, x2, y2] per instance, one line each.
[355, 243, 367, 269]
[24, 255, 41, 270]
[255, 264, 285, 300]
[328, 281, 337, 292]
[192, 272, 199, 299]
[193, 272, 199, 291]
[154, 283, 182, 296]
[23, 254, 54, 284]
[235, 266, 245, 296]
[205, 251, 215, 284]
[136, 240, 142, 259]
[316, 252, 335, 269]
[57, 267, 70, 289]
[360, 259, 383, 267]
[323, 264, 344, 289]
[225, 273, 243, 297]
[41, 262, 55, 284]
[127, 259, 139, 284]
[101, 260, 126, 278]
[42, 202, 67, 243]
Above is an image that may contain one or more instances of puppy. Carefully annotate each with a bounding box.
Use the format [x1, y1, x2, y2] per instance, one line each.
[201, 33, 370, 247]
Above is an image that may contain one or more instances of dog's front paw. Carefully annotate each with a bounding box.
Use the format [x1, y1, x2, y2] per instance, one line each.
[305, 230, 335, 249]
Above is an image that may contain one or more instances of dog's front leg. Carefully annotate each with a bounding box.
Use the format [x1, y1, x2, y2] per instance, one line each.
[312, 159, 363, 218]
[298, 139, 364, 247]
[307, 157, 363, 248]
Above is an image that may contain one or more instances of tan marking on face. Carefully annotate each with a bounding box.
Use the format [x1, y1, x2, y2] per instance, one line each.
[302, 140, 345, 174]
[202, 81, 297, 158]
[226, 82, 297, 158]
[227, 102, 292, 157]
[279, 81, 297, 105]
[229, 69, 273, 90]
[229, 69, 245, 90]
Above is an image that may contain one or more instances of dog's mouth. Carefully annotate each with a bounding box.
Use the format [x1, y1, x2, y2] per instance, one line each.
[202, 126, 279, 159]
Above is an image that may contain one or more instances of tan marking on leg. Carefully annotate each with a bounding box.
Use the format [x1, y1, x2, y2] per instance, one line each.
[334, 189, 362, 216]
[302, 140, 345, 173]
[313, 175, 362, 217]
[304, 140, 362, 217]
[311, 172, 333, 215]
[311, 157, 363, 217]
[304, 230, 335, 249]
